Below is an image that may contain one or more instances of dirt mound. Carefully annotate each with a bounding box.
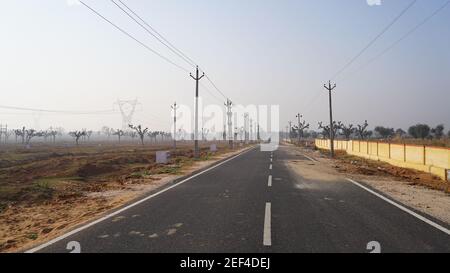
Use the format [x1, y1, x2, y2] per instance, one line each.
[77, 163, 118, 178]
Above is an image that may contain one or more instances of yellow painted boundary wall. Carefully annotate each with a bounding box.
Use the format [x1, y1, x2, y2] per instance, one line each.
[315, 139, 450, 181]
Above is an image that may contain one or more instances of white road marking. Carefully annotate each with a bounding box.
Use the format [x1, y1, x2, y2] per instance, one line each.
[25, 147, 257, 253]
[268, 175, 272, 187]
[270, 158, 273, 162]
[263, 202, 272, 246]
[269, 164, 273, 170]
[347, 178, 450, 236]
[303, 154, 318, 163]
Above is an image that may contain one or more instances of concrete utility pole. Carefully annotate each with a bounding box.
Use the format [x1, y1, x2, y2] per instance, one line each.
[285, 126, 289, 142]
[225, 99, 233, 149]
[244, 113, 249, 144]
[190, 66, 205, 158]
[250, 119, 253, 142]
[288, 121, 293, 142]
[296, 113, 303, 144]
[171, 102, 178, 149]
[257, 124, 260, 142]
[324, 80, 337, 158]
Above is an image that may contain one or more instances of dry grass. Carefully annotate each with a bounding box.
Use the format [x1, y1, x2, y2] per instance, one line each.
[0, 141, 244, 252]
[316, 149, 449, 193]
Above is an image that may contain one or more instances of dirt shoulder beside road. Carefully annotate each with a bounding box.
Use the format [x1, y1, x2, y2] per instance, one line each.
[0, 142, 253, 253]
[283, 143, 450, 226]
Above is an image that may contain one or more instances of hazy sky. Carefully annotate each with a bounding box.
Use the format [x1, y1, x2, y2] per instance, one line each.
[0, 0, 449, 132]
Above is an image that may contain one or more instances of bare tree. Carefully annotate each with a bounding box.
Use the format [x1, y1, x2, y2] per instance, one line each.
[46, 128, 59, 143]
[102, 126, 113, 140]
[356, 120, 370, 140]
[113, 129, 125, 143]
[85, 130, 93, 141]
[293, 120, 310, 141]
[13, 128, 25, 144]
[69, 131, 86, 146]
[129, 124, 149, 146]
[318, 121, 338, 139]
[337, 122, 354, 140]
[128, 131, 138, 142]
[147, 131, 159, 144]
[24, 129, 44, 144]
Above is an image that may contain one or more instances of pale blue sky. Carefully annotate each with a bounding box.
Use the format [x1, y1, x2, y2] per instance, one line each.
[0, 0, 449, 131]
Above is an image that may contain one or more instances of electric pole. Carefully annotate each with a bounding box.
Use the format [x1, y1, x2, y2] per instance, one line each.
[244, 113, 249, 144]
[285, 126, 289, 142]
[250, 119, 253, 142]
[190, 66, 205, 158]
[225, 99, 233, 149]
[171, 102, 178, 150]
[296, 113, 302, 144]
[324, 80, 337, 158]
[288, 121, 292, 142]
[257, 124, 260, 142]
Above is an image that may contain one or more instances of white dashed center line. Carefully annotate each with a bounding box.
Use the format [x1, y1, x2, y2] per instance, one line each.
[263, 202, 272, 246]
[268, 175, 272, 187]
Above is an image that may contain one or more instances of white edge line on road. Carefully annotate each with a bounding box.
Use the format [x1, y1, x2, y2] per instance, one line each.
[25, 147, 256, 253]
[347, 178, 450, 236]
[263, 202, 272, 246]
[303, 154, 318, 163]
[268, 175, 272, 187]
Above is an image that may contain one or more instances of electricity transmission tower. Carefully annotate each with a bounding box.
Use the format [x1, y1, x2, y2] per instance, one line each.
[323, 81, 337, 158]
[0, 124, 7, 144]
[115, 99, 139, 130]
[190, 66, 205, 158]
[171, 102, 178, 149]
[225, 99, 233, 148]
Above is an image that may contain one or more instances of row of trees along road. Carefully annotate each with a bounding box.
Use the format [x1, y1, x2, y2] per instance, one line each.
[314, 121, 449, 140]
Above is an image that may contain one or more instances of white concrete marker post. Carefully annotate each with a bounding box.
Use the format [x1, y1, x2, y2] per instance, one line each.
[156, 151, 169, 164]
[210, 144, 217, 152]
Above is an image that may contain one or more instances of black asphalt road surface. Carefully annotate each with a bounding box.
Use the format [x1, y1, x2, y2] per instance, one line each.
[33, 145, 450, 253]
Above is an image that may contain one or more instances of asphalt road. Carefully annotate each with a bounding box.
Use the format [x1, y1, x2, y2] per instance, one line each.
[31, 144, 450, 253]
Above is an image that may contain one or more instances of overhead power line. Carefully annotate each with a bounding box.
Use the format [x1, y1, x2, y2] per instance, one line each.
[116, 0, 198, 67]
[112, 0, 231, 103]
[343, 0, 450, 81]
[200, 82, 225, 103]
[331, 0, 417, 80]
[203, 73, 228, 100]
[0, 104, 116, 115]
[111, 0, 197, 68]
[79, 0, 191, 73]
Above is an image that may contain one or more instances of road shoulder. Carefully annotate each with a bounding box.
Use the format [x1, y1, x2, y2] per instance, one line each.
[281, 144, 450, 226]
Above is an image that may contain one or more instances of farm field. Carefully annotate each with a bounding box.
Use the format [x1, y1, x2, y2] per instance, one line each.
[0, 141, 248, 252]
